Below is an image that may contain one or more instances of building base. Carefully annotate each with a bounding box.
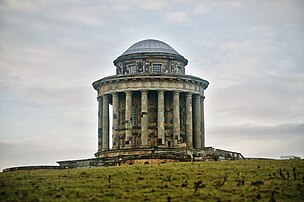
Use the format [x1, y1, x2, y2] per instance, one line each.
[3, 147, 245, 171]
[57, 147, 244, 169]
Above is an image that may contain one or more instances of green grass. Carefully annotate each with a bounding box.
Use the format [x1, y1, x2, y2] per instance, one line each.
[1, 160, 304, 201]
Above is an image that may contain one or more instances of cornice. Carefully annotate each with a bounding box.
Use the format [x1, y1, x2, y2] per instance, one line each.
[113, 52, 188, 66]
[92, 74, 209, 90]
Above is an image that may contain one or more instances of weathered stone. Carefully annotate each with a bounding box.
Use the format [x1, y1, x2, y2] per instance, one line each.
[173, 91, 180, 146]
[102, 95, 109, 150]
[141, 90, 148, 147]
[194, 94, 201, 149]
[186, 93, 193, 149]
[125, 91, 132, 148]
[3, 39, 248, 172]
[157, 90, 165, 146]
[97, 97, 103, 151]
[112, 92, 119, 149]
[90, 39, 242, 163]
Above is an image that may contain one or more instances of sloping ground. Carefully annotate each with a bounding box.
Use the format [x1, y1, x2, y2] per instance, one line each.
[0, 160, 303, 201]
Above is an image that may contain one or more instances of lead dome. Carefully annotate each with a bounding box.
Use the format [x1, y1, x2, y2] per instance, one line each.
[113, 39, 188, 75]
[122, 39, 180, 56]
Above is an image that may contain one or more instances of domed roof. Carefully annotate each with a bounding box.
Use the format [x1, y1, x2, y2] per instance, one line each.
[122, 39, 180, 56]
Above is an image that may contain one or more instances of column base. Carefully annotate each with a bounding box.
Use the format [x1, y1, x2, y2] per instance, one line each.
[140, 144, 150, 148]
[124, 145, 132, 149]
[173, 140, 178, 146]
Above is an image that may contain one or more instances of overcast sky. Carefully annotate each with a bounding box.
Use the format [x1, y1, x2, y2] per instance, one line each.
[0, 0, 303, 170]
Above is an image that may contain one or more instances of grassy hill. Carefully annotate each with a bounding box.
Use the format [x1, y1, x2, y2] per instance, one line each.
[1, 160, 303, 201]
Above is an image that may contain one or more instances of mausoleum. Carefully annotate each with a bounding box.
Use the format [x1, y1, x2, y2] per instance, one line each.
[93, 39, 208, 158]
[3, 39, 244, 171]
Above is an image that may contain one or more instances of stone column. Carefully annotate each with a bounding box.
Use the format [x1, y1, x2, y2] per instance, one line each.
[201, 95, 205, 148]
[102, 95, 109, 150]
[194, 94, 202, 149]
[97, 97, 103, 151]
[141, 90, 149, 147]
[112, 93, 119, 149]
[125, 91, 132, 148]
[157, 90, 165, 146]
[232, 152, 236, 160]
[173, 91, 180, 146]
[186, 93, 193, 149]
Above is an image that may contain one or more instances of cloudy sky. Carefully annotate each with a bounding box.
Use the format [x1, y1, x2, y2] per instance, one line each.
[0, 0, 303, 170]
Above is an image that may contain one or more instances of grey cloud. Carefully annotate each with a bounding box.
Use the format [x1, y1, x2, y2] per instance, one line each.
[0, 140, 96, 170]
[206, 123, 304, 158]
[205, 80, 304, 126]
[136, 0, 169, 11]
[208, 123, 304, 139]
[165, 11, 188, 24]
[22, 86, 94, 108]
[0, 0, 303, 170]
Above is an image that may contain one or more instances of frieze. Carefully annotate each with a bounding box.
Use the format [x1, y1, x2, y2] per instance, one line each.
[93, 75, 208, 96]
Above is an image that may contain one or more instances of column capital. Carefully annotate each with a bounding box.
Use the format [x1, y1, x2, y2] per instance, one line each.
[97, 96, 102, 101]
[186, 92, 193, 97]
[101, 94, 110, 98]
[201, 95, 206, 100]
[158, 90, 165, 94]
[103, 94, 109, 100]
[125, 91, 132, 96]
[194, 94, 201, 99]
[140, 90, 148, 94]
[111, 92, 118, 98]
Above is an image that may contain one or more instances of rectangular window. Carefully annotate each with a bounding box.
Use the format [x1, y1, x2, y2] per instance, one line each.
[176, 65, 182, 74]
[138, 62, 143, 73]
[130, 65, 136, 74]
[152, 64, 162, 73]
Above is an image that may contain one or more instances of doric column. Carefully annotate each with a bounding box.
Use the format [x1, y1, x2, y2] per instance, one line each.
[194, 94, 202, 149]
[97, 97, 103, 151]
[125, 91, 132, 148]
[173, 91, 180, 146]
[141, 90, 148, 147]
[201, 95, 205, 148]
[186, 93, 193, 149]
[112, 93, 119, 149]
[102, 95, 109, 150]
[157, 90, 165, 146]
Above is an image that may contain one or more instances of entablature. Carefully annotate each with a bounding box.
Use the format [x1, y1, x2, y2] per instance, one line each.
[93, 74, 209, 96]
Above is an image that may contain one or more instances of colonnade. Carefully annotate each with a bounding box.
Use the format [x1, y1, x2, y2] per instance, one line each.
[97, 90, 205, 151]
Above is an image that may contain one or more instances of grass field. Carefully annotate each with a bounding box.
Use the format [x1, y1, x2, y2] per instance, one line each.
[0, 160, 303, 201]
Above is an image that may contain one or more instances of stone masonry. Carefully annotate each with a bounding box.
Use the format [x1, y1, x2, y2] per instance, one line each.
[92, 39, 209, 158]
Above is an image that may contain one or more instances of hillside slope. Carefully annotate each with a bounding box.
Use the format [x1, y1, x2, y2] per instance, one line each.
[1, 160, 303, 201]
